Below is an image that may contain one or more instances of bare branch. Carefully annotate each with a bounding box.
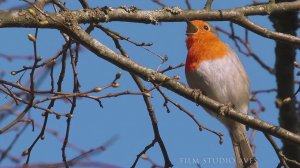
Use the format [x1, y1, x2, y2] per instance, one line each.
[78, 0, 90, 9]
[0, 1, 300, 43]
[265, 133, 300, 167]
[264, 133, 289, 168]
[104, 25, 172, 167]
[233, 15, 300, 45]
[0, 28, 40, 133]
[215, 25, 275, 74]
[204, 0, 213, 10]
[61, 23, 300, 145]
[23, 40, 71, 165]
[61, 40, 79, 168]
[1, 1, 300, 167]
[185, 0, 192, 10]
[131, 139, 156, 168]
[156, 86, 224, 144]
[159, 63, 185, 74]
[152, 0, 166, 8]
[0, 123, 28, 163]
[0, 52, 33, 62]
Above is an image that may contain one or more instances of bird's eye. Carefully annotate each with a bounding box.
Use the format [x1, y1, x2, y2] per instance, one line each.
[203, 25, 209, 31]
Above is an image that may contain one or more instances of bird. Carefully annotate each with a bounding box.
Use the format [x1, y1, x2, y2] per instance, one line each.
[185, 20, 258, 168]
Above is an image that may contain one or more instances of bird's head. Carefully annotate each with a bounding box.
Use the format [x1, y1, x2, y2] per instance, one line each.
[186, 20, 216, 38]
[185, 20, 228, 71]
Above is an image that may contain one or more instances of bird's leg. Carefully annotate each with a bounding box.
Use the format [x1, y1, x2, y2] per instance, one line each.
[218, 103, 235, 116]
[191, 89, 202, 106]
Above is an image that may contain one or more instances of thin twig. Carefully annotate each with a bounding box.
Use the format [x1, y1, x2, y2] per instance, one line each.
[204, 0, 213, 10]
[78, 0, 90, 9]
[216, 25, 275, 74]
[0, 28, 39, 133]
[0, 52, 33, 62]
[61, 22, 300, 145]
[0, 123, 29, 163]
[156, 86, 224, 144]
[131, 140, 156, 168]
[106, 28, 173, 167]
[159, 63, 185, 73]
[264, 133, 289, 168]
[61, 40, 78, 168]
[152, 0, 166, 8]
[96, 25, 167, 63]
[24, 39, 70, 165]
[185, 0, 192, 10]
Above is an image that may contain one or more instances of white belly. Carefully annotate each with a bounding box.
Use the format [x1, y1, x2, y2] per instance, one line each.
[185, 52, 250, 119]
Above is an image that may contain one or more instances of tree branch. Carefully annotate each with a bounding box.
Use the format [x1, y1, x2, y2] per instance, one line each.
[57, 21, 300, 145]
[102, 25, 172, 167]
[233, 15, 300, 44]
[264, 133, 289, 168]
[0, 1, 299, 43]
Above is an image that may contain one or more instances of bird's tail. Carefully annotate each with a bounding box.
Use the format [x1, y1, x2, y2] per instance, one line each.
[229, 124, 258, 168]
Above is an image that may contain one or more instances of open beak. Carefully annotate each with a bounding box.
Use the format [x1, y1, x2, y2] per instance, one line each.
[186, 21, 198, 36]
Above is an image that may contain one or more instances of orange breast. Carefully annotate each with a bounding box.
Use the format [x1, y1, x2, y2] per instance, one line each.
[185, 35, 228, 72]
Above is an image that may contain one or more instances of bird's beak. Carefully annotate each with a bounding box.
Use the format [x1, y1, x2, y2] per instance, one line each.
[186, 21, 198, 36]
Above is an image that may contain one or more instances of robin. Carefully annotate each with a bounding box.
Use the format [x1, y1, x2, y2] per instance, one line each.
[185, 20, 258, 168]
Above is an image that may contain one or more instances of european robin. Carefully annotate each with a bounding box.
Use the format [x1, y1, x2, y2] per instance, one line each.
[185, 20, 258, 168]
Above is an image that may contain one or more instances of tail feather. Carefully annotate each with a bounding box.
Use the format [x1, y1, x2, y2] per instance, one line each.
[229, 124, 258, 168]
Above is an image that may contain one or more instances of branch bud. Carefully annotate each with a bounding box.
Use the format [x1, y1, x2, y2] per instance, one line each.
[27, 34, 36, 42]
[282, 97, 291, 104]
[275, 97, 291, 107]
[66, 113, 73, 118]
[219, 139, 223, 144]
[173, 75, 180, 80]
[11, 71, 17, 76]
[39, 20, 49, 25]
[115, 71, 122, 80]
[112, 82, 120, 88]
[93, 87, 103, 92]
[37, 56, 42, 61]
[143, 92, 151, 97]
[28, 8, 36, 15]
[22, 149, 29, 156]
[294, 61, 300, 68]
[141, 154, 148, 160]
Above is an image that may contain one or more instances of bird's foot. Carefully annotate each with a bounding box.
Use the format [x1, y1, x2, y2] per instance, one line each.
[191, 89, 202, 106]
[218, 103, 234, 116]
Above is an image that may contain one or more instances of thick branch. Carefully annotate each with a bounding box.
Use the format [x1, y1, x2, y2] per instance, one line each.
[233, 15, 300, 45]
[66, 1, 300, 23]
[270, 2, 300, 166]
[0, 1, 300, 43]
[61, 23, 300, 145]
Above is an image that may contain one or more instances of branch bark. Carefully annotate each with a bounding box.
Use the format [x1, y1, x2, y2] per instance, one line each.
[57, 21, 300, 145]
[0, 1, 300, 43]
[270, 0, 300, 166]
[1, 1, 300, 165]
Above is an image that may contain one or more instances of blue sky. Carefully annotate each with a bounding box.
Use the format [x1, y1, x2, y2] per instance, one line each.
[0, 1, 290, 168]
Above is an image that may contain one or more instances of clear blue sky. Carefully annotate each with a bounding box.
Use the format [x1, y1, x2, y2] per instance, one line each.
[0, 1, 287, 168]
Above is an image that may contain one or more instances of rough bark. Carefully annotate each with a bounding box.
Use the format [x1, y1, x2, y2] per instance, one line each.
[270, 0, 300, 167]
